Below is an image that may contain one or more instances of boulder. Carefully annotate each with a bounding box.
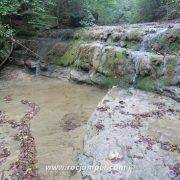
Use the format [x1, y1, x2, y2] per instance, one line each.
[90, 71, 130, 88]
[14, 59, 25, 67]
[53, 41, 80, 67]
[125, 29, 144, 41]
[70, 69, 92, 84]
[25, 59, 36, 69]
[79, 87, 180, 179]
[97, 47, 132, 77]
[156, 86, 180, 102]
[46, 42, 69, 64]
[75, 43, 102, 71]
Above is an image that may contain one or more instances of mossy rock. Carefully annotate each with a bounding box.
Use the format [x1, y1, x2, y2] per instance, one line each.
[97, 48, 128, 76]
[92, 46, 103, 69]
[169, 42, 180, 52]
[149, 55, 164, 78]
[158, 38, 180, 52]
[126, 30, 144, 41]
[75, 29, 94, 41]
[155, 29, 180, 53]
[136, 77, 156, 91]
[165, 55, 179, 77]
[90, 72, 120, 88]
[48, 42, 69, 57]
[116, 50, 127, 62]
[125, 40, 139, 50]
[116, 50, 134, 77]
[171, 28, 180, 40]
[54, 40, 81, 66]
[47, 42, 69, 65]
[74, 59, 91, 71]
[74, 44, 99, 71]
[97, 47, 117, 76]
[136, 76, 177, 92]
[90, 72, 132, 88]
[111, 32, 124, 42]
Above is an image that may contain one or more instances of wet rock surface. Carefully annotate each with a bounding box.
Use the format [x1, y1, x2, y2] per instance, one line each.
[156, 86, 180, 102]
[79, 87, 180, 180]
[41, 65, 71, 81]
[70, 69, 92, 84]
[11, 21, 180, 100]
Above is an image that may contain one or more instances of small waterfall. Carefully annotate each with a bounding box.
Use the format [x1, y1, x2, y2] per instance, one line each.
[131, 55, 141, 88]
[140, 28, 167, 51]
[131, 52, 145, 89]
[131, 28, 167, 88]
[35, 59, 41, 77]
[35, 38, 59, 77]
[35, 28, 74, 77]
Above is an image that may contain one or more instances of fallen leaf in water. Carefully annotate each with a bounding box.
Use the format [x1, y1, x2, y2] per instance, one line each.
[4, 95, 12, 103]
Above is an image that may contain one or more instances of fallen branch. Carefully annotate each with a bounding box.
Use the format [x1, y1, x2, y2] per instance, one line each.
[0, 41, 14, 69]
[10, 37, 43, 59]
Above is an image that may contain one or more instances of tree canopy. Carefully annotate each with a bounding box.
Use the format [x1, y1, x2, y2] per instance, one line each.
[0, 0, 179, 66]
[0, 0, 179, 36]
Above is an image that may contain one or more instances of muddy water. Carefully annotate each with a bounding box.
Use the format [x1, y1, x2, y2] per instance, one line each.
[0, 76, 106, 180]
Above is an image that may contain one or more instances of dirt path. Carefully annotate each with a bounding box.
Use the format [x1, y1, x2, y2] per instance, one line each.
[0, 71, 106, 179]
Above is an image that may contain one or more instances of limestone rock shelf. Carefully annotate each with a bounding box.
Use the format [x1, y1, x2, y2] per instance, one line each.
[12, 21, 180, 97]
[78, 87, 180, 180]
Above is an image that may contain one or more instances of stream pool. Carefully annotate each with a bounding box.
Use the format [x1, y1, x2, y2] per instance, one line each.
[0, 69, 106, 179]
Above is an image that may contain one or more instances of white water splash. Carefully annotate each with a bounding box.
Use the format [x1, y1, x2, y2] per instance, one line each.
[131, 28, 168, 88]
[35, 38, 60, 77]
[140, 28, 167, 51]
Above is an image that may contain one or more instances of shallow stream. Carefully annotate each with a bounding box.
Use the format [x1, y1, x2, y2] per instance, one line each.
[0, 71, 106, 179]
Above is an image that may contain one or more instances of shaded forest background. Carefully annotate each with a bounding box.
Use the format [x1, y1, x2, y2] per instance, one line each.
[1, 0, 180, 32]
[0, 0, 179, 66]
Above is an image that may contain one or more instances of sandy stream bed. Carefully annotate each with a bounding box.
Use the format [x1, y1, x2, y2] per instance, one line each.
[0, 67, 106, 179]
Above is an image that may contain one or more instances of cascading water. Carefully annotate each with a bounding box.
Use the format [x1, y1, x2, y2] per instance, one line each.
[35, 29, 74, 77]
[131, 52, 144, 89]
[140, 28, 167, 51]
[131, 27, 168, 88]
[131, 54, 141, 88]
[35, 38, 59, 77]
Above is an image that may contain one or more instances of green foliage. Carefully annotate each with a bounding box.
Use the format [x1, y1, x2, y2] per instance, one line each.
[0, 0, 56, 63]
[0, 0, 21, 16]
[54, 40, 81, 66]
[0, 24, 13, 39]
[129, 0, 160, 22]
[0, 24, 13, 62]
[91, 72, 120, 88]
[169, 42, 180, 52]
[27, 0, 56, 30]
[0, 0, 56, 30]
[56, 0, 179, 26]
[88, 0, 120, 24]
[120, 0, 180, 23]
